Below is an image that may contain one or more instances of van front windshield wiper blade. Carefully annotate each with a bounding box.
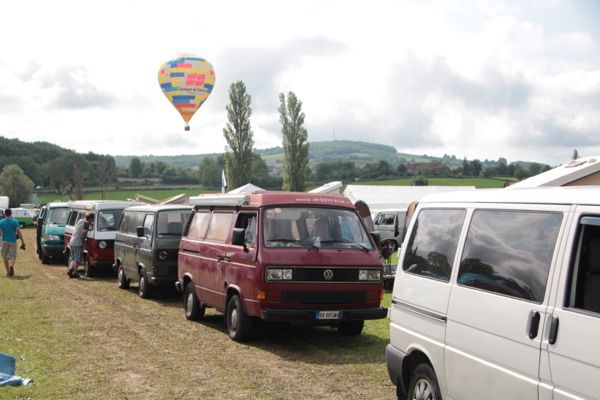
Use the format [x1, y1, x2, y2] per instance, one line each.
[319, 240, 370, 252]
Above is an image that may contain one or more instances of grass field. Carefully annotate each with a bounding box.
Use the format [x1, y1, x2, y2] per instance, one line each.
[35, 188, 219, 205]
[34, 177, 511, 205]
[0, 229, 396, 399]
[354, 177, 513, 188]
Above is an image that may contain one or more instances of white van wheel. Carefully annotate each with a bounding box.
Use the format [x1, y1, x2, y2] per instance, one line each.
[407, 364, 442, 400]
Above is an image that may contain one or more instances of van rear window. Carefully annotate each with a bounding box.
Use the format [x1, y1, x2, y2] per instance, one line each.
[458, 210, 562, 303]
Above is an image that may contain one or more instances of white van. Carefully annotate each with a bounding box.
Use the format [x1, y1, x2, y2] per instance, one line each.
[386, 186, 600, 400]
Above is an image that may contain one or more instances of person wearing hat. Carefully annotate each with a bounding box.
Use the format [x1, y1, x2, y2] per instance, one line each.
[0, 208, 26, 277]
[67, 212, 94, 278]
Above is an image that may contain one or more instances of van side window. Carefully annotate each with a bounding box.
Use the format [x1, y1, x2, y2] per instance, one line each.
[566, 216, 600, 315]
[403, 209, 466, 282]
[235, 213, 257, 248]
[67, 211, 78, 226]
[206, 212, 234, 243]
[188, 211, 210, 239]
[157, 209, 192, 236]
[458, 210, 562, 303]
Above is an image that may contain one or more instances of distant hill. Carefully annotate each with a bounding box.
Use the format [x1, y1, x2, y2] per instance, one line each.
[114, 140, 460, 169]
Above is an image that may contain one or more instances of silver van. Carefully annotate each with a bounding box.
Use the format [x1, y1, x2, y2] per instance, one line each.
[386, 186, 600, 400]
[114, 205, 192, 298]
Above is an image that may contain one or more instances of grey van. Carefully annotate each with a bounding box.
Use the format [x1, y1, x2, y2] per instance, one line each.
[114, 205, 192, 298]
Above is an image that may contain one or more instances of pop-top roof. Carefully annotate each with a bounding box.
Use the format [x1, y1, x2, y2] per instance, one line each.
[509, 155, 600, 188]
[66, 200, 145, 211]
[189, 191, 355, 208]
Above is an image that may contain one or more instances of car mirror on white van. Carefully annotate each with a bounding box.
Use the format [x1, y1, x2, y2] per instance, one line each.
[136, 226, 145, 238]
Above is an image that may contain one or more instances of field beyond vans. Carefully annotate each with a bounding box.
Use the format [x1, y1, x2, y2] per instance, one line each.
[0, 230, 395, 399]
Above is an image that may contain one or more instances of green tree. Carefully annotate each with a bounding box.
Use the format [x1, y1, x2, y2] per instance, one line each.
[279, 91, 309, 191]
[198, 156, 225, 188]
[129, 157, 143, 178]
[96, 155, 117, 199]
[44, 154, 89, 199]
[0, 164, 34, 207]
[497, 157, 508, 176]
[470, 159, 482, 177]
[223, 81, 254, 189]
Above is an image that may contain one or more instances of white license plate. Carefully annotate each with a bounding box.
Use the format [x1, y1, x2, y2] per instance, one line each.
[315, 310, 342, 320]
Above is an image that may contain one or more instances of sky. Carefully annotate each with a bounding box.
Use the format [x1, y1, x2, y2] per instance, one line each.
[0, 0, 599, 166]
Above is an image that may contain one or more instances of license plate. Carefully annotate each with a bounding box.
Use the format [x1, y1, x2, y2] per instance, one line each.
[315, 310, 342, 320]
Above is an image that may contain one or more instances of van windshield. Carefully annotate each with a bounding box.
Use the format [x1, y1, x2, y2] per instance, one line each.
[157, 209, 193, 236]
[48, 207, 70, 225]
[263, 207, 374, 250]
[97, 210, 123, 231]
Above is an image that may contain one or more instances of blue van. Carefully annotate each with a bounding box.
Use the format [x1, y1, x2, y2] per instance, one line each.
[36, 202, 70, 264]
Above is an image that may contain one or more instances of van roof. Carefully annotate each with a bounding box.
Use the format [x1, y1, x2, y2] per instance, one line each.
[47, 202, 69, 208]
[123, 204, 192, 212]
[189, 191, 355, 209]
[66, 200, 146, 211]
[421, 186, 600, 206]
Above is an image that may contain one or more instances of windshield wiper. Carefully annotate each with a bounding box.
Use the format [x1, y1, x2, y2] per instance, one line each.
[319, 239, 370, 252]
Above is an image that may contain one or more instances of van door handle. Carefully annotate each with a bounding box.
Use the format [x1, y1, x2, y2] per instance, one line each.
[548, 315, 559, 345]
[217, 255, 231, 262]
[527, 311, 541, 339]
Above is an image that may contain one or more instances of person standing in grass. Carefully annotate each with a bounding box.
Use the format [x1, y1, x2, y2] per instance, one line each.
[67, 212, 93, 278]
[0, 208, 26, 277]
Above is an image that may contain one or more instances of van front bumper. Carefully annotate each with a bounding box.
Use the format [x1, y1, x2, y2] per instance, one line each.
[262, 306, 388, 321]
[385, 344, 408, 400]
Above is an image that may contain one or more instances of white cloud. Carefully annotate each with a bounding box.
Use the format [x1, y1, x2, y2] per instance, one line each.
[0, 0, 598, 164]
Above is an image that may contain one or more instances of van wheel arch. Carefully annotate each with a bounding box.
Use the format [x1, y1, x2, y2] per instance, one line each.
[403, 350, 433, 395]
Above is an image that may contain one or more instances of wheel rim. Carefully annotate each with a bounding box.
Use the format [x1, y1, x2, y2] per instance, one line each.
[139, 276, 145, 293]
[230, 306, 239, 332]
[186, 292, 193, 315]
[412, 378, 435, 400]
[118, 268, 124, 284]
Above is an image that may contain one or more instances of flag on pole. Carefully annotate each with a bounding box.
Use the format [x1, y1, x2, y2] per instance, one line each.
[221, 169, 227, 193]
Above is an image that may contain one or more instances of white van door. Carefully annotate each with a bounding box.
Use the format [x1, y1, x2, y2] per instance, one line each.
[445, 207, 566, 400]
[543, 209, 600, 400]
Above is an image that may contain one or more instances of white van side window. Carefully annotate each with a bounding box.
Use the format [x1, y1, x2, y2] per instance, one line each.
[206, 212, 234, 243]
[402, 209, 466, 282]
[458, 210, 562, 303]
[566, 216, 600, 315]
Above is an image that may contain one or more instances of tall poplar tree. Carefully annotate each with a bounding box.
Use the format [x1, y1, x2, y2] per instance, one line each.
[223, 81, 254, 188]
[279, 91, 309, 191]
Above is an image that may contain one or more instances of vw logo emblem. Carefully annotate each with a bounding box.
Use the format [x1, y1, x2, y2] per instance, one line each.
[323, 269, 334, 280]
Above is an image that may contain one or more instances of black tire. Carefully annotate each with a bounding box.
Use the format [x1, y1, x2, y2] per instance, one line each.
[184, 282, 205, 321]
[138, 269, 152, 299]
[226, 294, 253, 341]
[84, 260, 95, 277]
[337, 320, 364, 336]
[407, 363, 442, 400]
[41, 248, 49, 265]
[117, 265, 130, 289]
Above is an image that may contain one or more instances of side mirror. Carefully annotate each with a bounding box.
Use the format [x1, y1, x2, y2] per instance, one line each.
[232, 228, 246, 249]
[136, 226, 145, 238]
[371, 232, 381, 245]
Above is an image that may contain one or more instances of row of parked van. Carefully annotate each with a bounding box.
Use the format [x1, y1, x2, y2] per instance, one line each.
[35, 193, 388, 341]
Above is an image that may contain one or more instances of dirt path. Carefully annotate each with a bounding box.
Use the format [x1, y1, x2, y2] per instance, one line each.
[0, 230, 395, 399]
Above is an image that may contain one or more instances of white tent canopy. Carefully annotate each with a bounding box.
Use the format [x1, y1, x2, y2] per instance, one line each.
[228, 183, 266, 194]
[343, 185, 476, 211]
[308, 181, 343, 194]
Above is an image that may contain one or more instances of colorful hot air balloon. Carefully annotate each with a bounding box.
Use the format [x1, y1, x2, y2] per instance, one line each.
[158, 54, 215, 131]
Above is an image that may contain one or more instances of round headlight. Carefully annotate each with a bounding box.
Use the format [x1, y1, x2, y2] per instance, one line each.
[158, 250, 168, 261]
[98, 241, 107, 249]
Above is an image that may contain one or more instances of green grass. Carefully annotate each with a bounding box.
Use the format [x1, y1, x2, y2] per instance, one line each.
[354, 177, 510, 188]
[35, 188, 219, 205]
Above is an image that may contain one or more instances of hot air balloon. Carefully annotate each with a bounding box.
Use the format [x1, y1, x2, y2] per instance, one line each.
[158, 54, 215, 131]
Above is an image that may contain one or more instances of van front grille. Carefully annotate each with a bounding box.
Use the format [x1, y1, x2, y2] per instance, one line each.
[291, 267, 359, 282]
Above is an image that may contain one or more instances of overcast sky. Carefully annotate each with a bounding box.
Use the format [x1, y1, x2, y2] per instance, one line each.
[1, 0, 599, 165]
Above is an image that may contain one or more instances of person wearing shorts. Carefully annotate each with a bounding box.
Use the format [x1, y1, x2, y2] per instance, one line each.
[0, 208, 26, 277]
[67, 212, 93, 278]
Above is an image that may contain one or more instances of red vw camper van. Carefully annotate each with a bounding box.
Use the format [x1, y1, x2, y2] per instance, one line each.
[176, 192, 387, 341]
